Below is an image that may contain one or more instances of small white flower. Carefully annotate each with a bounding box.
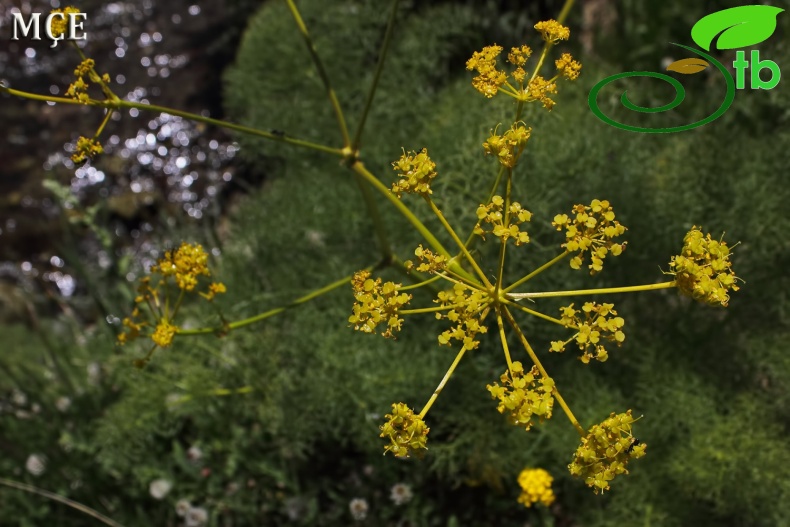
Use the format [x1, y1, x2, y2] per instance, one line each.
[31, 403, 41, 414]
[12, 390, 27, 406]
[56, 397, 72, 412]
[185, 506, 208, 527]
[149, 478, 173, 500]
[87, 362, 101, 385]
[175, 499, 191, 517]
[349, 498, 369, 521]
[187, 445, 203, 463]
[389, 482, 413, 506]
[25, 454, 46, 476]
[165, 393, 183, 411]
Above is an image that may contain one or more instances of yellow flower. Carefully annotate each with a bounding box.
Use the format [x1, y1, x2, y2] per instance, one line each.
[668, 227, 739, 307]
[534, 20, 570, 42]
[151, 320, 178, 348]
[405, 244, 447, 274]
[435, 283, 489, 351]
[552, 199, 627, 275]
[49, 7, 81, 38]
[466, 45, 508, 98]
[481, 123, 532, 168]
[553, 302, 625, 363]
[555, 53, 582, 80]
[380, 403, 430, 458]
[517, 468, 555, 507]
[153, 242, 211, 291]
[71, 136, 103, 163]
[200, 282, 227, 301]
[526, 76, 558, 110]
[349, 271, 411, 339]
[391, 148, 438, 197]
[487, 362, 554, 430]
[475, 193, 532, 244]
[568, 410, 646, 494]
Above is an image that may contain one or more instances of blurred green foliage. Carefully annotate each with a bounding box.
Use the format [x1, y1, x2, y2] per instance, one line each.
[1, 0, 789, 525]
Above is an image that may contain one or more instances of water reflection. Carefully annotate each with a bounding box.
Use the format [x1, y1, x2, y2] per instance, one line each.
[0, 0, 245, 306]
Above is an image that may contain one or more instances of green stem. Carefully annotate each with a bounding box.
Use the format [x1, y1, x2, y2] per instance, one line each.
[2, 86, 95, 106]
[556, 0, 576, 24]
[504, 300, 566, 327]
[352, 172, 393, 261]
[496, 307, 514, 371]
[508, 281, 677, 300]
[352, 0, 400, 151]
[419, 345, 467, 419]
[502, 307, 585, 436]
[285, 0, 351, 148]
[504, 251, 569, 293]
[178, 268, 365, 336]
[400, 303, 463, 315]
[350, 161, 469, 277]
[72, 43, 118, 101]
[0, 478, 126, 527]
[495, 170, 513, 292]
[112, 100, 342, 156]
[425, 197, 491, 288]
[399, 274, 442, 291]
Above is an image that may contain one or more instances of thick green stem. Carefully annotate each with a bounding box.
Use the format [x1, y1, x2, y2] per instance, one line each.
[350, 161, 477, 283]
[425, 197, 491, 288]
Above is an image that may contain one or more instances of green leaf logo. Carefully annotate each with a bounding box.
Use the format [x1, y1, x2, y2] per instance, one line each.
[691, 5, 784, 51]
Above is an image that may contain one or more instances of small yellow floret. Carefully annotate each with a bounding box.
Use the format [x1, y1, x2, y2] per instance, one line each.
[517, 468, 555, 507]
[534, 20, 570, 42]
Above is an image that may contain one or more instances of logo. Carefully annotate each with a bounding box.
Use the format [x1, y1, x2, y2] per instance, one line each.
[589, 5, 784, 133]
[7, 11, 88, 48]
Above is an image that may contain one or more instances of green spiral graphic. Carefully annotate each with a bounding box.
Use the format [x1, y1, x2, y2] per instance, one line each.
[588, 44, 736, 133]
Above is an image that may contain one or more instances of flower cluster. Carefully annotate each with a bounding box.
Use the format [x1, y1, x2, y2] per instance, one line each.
[668, 227, 739, 307]
[71, 135, 103, 164]
[508, 45, 533, 82]
[474, 195, 533, 246]
[487, 362, 555, 431]
[526, 75, 559, 110]
[435, 283, 489, 351]
[552, 199, 627, 274]
[152, 242, 211, 291]
[117, 243, 225, 349]
[551, 302, 625, 363]
[380, 403, 430, 458]
[349, 270, 412, 339]
[466, 45, 509, 98]
[405, 244, 447, 274]
[568, 410, 647, 493]
[66, 58, 110, 104]
[555, 52, 582, 80]
[49, 7, 81, 38]
[517, 468, 555, 507]
[391, 148, 438, 197]
[534, 19, 570, 42]
[482, 123, 532, 167]
[466, 22, 579, 110]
